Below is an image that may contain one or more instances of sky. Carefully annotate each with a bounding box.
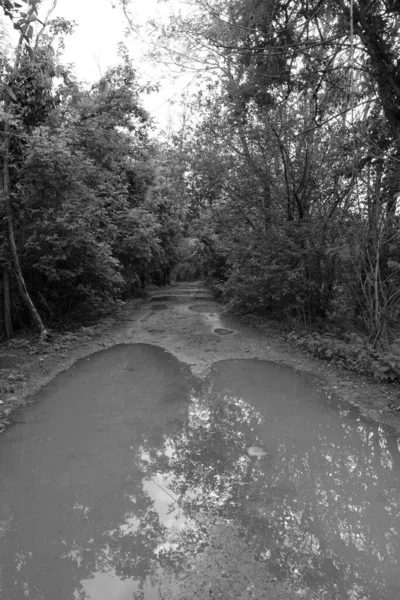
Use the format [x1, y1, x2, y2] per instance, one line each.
[48, 0, 128, 81]
[2, 0, 195, 131]
[48, 0, 186, 129]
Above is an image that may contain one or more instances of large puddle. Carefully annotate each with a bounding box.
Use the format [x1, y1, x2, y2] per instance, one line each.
[1, 345, 400, 599]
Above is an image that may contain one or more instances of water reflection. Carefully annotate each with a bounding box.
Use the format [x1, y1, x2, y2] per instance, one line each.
[0, 348, 399, 600]
[137, 359, 400, 600]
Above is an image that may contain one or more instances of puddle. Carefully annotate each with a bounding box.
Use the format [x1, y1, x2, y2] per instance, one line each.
[149, 283, 214, 305]
[0, 348, 400, 599]
[152, 289, 210, 295]
[150, 304, 168, 311]
[150, 295, 212, 303]
[149, 286, 213, 305]
[150, 295, 178, 302]
[214, 328, 234, 335]
[189, 304, 224, 314]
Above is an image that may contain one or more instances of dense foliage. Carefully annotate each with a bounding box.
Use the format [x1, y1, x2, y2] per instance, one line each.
[0, 5, 183, 334]
[142, 0, 400, 350]
[2, 0, 400, 354]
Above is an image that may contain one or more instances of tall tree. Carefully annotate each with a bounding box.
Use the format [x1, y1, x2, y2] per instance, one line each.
[137, 0, 400, 342]
[1, 0, 49, 338]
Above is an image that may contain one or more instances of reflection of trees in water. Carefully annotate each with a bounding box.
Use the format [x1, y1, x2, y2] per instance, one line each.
[4, 360, 400, 600]
[2, 411, 188, 599]
[140, 375, 400, 600]
[0, 344, 196, 600]
[4, 452, 173, 600]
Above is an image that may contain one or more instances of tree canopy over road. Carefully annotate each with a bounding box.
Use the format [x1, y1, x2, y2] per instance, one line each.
[2, 0, 400, 377]
[141, 0, 400, 359]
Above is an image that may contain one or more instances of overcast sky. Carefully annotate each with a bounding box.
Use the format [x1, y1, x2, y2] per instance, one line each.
[34, 0, 195, 131]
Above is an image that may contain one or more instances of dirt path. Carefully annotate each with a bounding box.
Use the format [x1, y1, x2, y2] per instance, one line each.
[1, 283, 400, 600]
[2, 282, 399, 434]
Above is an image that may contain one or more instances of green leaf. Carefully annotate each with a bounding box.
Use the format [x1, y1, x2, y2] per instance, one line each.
[3, 84, 17, 102]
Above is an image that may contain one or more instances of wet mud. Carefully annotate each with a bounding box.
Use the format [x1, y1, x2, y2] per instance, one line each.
[1, 342, 400, 600]
[150, 295, 213, 302]
[149, 304, 168, 311]
[189, 304, 224, 314]
[150, 287, 214, 304]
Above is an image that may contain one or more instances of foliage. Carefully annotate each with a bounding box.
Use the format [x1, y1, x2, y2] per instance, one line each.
[2, 0, 400, 347]
[0, 0, 40, 48]
[288, 331, 400, 382]
[0, 22, 183, 330]
[146, 0, 400, 351]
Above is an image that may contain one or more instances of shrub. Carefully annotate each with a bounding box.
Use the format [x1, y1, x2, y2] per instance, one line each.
[288, 331, 400, 382]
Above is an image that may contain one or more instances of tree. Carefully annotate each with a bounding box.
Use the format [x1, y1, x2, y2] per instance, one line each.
[1, 0, 50, 338]
[133, 0, 400, 344]
[1, 6, 172, 328]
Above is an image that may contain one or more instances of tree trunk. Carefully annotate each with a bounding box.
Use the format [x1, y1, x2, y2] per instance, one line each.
[2, 121, 48, 340]
[341, 0, 400, 144]
[3, 266, 13, 339]
[0, 279, 5, 341]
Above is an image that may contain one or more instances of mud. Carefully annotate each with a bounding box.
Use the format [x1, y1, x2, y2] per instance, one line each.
[189, 303, 224, 314]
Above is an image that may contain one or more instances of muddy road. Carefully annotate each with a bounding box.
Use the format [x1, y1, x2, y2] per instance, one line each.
[1, 283, 400, 599]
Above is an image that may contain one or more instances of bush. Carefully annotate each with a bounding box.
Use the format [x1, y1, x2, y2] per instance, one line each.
[288, 331, 400, 382]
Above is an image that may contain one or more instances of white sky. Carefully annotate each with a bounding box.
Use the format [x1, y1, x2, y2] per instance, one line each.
[50, 0, 188, 130]
[2, 0, 196, 131]
[48, 0, 127, 81]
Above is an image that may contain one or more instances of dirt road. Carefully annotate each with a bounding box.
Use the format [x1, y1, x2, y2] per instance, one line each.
[1, 283, 400, 599]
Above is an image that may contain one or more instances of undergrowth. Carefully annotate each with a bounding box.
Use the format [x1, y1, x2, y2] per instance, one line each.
[288, 332, 400, 382]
